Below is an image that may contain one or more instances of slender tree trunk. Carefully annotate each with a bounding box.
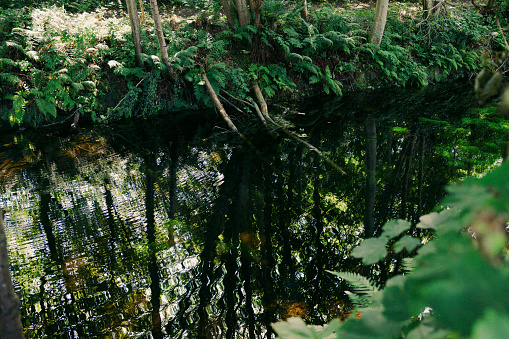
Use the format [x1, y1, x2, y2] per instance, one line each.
[234, 0, 250, 27]
[254, 0, 263, 28]
[301, 0, 308, 22]
[126, 0, 143, 67]
[253, 84, 275, 124]
[0, 212, 25, 339]
[364, 116, 377, 238]
[137, 0, 146, 23]
[369, 0, 389, 46]
[220, 0, 235, 28]
[417, 135, 425, 237]
[201, 72, 239, 132]
[422, 0, 434, 20]
[148, 0, 175, 80]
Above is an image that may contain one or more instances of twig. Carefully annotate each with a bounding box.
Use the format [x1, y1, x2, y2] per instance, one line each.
[38, 109, 77, 128]
[111, 78, 145, 111]
[218, 93, 246, 115]
[496, 17, 509, 51]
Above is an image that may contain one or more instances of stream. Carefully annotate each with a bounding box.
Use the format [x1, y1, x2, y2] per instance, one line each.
[0, 81, 503, 338]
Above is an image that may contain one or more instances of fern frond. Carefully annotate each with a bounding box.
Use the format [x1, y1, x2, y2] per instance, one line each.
[4, 41, 25, 55]
[327, 271, 379, 296]
[0, 72, 22, 88]
[287, 52, 303, 63]
[401, 258, 416, 273]
[0, 58, 17, 71]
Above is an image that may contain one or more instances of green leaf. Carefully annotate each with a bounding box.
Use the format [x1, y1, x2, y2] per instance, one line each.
[406, 322, 451, 339]
[471, 310, 509, 339]
[9, 94, 26, 126]
[382, 276, 411, 322]
[272, 317, 319, 339]
[338, 308, 401, 339]
[381, 219, 411, 239]
[36, 98, 56, 117]
[352, 237, 387, 265]
[394, 235, 420, 253]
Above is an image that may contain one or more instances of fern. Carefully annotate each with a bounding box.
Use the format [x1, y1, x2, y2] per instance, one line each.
[401, 258, 415, 273]
[225, 66, 249, 99]
[9, 93, 26, 126]
[0, 72, 22, 88]
[208, 68, 226, 90]
[323, 66, 342, 95]
[327, 271, 380, 308]
[36, 97, 57, 118]
[172, 46, 198, 69]
[0, 58, 17, 71]
[293, 61, 320, 75]
[287, 52, 304, 64]
[3, 41, 25, 56]
[209, 39, 229, 60]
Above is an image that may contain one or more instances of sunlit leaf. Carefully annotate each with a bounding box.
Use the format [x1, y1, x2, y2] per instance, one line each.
[394, 235, 420, 253]
[381, 219, 411, 239]
[272, 317, 319, 338]
[351, 237, 387, 265]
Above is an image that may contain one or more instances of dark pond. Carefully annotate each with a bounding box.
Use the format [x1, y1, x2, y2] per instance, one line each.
[0, 81, 504, 338]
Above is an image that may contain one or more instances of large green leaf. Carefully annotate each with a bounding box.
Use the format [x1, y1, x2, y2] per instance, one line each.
[338, 308, 402, 339]
[381, 219, 411, 239]
[36, 98, 56, 117]
[394, 235, 420, 253]
[351, 237, 388, 265]
[471, 310, 509, 339]
[272, 317, 326, 339]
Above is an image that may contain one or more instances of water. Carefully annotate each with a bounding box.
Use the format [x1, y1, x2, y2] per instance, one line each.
[0, 82, 504, 338]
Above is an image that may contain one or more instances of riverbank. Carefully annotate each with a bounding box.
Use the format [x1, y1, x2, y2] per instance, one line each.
[0, 1, 506, 129]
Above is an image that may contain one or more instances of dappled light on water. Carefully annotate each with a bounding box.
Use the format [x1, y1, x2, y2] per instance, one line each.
[0, 83, 505, 338]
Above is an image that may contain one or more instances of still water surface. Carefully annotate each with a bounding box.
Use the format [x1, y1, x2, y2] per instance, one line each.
[0, 82, 503, 338]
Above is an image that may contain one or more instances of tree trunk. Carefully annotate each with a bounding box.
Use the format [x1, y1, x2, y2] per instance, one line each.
[201, 72, 239, 132]
[301, 0, 308, 22]
[422, 0, 434, 20]
[0, 212, 25, 339]
[369, 0, 389, 46]
[254, 0, 262, 28]
[148, 0, 175, 80]
[364, 116, 377, 238]
[137, 0, 146, 23]
[220, 0, 235, 28]
[253, 84, 275, 124]
[126, 0, 143, 67]
[234, 0, 250, 27]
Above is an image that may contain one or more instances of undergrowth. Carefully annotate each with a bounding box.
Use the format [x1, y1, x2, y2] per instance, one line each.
[0, 2, 505, 127]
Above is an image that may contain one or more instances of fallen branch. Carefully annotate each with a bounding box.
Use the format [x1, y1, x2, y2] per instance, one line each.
[253, 83, 347, 175]
[253, 84, 276, 125]
[220, 89, 267, 126]
[201, 71, 239, 133]
[496, 18, 509, 51]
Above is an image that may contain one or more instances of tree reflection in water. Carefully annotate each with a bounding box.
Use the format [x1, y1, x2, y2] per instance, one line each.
[0, 82, 504, 338]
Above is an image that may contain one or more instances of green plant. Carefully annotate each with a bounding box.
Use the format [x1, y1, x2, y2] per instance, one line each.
[310, 65, 342, 95]
[274, 160, 509, 338]
[249, 64, 296, 98]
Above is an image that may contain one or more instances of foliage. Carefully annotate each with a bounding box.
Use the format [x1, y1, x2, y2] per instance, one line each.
[0, 2, 503, 128]
[274, 161, 509, 338]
